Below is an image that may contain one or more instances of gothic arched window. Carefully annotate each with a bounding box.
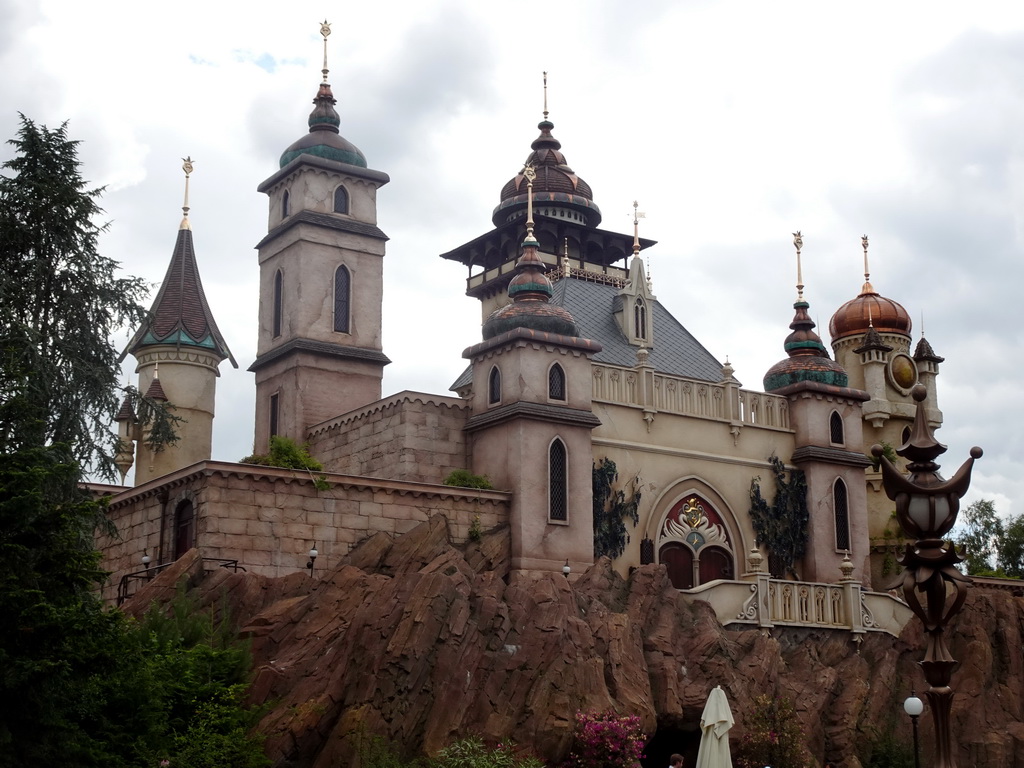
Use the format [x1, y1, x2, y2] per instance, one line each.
[829, 411, 844, 445]
[549, 363, 566, 401]
[333, 185, 349, 214]
[334, 265, 351, 333]
[634, 297, 647, 340]
[272, 269, 283, 338]
[834, 478, 850, 551]
[549, 438, 567, 521]
[488, 366, 501, 405]
[281, 189, 290, 219]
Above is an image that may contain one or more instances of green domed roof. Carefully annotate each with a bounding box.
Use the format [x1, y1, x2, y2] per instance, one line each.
[764, 300, 848, 391]
[280, 82, 367, 169]
[482, 241, 578, 340]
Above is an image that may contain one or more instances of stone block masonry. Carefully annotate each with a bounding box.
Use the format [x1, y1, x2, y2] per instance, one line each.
[97, 460, 509, 603]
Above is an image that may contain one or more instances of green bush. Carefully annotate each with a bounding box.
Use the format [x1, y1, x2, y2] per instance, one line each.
[432, 736, 543, 768]
[443, 469, 494, 490]
[241, 435, 324, 471]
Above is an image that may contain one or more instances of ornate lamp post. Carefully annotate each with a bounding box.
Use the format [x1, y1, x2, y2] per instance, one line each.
[872, 384, 982, 768]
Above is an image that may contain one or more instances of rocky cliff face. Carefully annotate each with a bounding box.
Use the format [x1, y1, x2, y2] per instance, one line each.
[125, 518, 1024, 768]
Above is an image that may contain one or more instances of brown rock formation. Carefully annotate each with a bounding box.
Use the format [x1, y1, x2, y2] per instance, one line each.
[129, 517, 1024, 768]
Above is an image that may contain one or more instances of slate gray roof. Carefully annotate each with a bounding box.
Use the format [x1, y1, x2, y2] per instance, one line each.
[450, 276, 723, 391]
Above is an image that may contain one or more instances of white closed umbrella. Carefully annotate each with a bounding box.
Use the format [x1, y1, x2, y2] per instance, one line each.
[695, 685, 734, 768]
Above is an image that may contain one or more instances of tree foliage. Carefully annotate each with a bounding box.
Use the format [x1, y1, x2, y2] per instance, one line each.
[749, 454, 808, 579]
[241, 434, 324, 471]
[593, 458, 642, 560]
[955, 499, 1003, 574]
[0, 115, 176, 476]
[999, 515, 1024, 579]
[734, 694, 811, 768]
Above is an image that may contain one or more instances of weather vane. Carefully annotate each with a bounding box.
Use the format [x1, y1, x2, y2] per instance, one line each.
[181, 156, 194, 227]
[793, 230, 804, 301]
[321, 20, 331, 82]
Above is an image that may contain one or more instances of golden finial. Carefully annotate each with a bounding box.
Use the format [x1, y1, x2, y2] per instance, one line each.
[524, 163, 537, 239]
[320, 20, 332, 83]
[793, 230, 804, 301]
[542, 71, 549, 120]
[861, 233, 873, 293]
[180, 156, 194, 230]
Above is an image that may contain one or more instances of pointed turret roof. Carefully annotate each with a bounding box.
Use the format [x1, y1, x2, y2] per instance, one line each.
[123, 221, 236, 366]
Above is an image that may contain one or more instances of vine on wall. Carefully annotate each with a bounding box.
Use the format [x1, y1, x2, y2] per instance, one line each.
[593, 458, 642, 559]
[748, 453, 808, 579]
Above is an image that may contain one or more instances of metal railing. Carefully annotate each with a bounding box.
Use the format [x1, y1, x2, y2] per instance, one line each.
[116, 557, 245, 606]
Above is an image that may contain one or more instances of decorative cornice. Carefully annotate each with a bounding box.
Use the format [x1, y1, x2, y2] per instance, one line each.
[255, 209, 388, 250]
[463, 326, 602, 360]
[258, 152, 390, 193]
[791, 445, 873, 468]
[104, 460, 510, 511]
[307, 390, 470, 437]
[771, 380, 870, 402]
[465, 401, 601, 433]
[248, 337, 391, 372]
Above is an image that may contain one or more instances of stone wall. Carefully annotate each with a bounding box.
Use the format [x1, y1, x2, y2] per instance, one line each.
[98, 460, 508, 603]
[306, 391, 471, 485]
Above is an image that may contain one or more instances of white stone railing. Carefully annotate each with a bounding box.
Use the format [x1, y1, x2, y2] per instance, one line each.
[591, 363, 791, 430]
[681, 576, 913, 637]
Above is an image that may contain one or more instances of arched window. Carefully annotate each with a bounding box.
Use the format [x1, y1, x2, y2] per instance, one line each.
[173, 500, 195, 560]
[829, 411, 844, 445]
[272, 269, 283, 338]
[281, 189, 290, 218]
[334, 265, 350, 333]
[549, 438, 567, 521]
[834, 478, 850, 551]
[488, 366, 501, 404]
[333, 185, 349, 214]
[634, 297, 647, 340]
[548, 363, 566, 400]
[901, 426, 912, 445]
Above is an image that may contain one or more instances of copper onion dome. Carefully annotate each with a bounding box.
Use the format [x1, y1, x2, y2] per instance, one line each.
[764, 300, 848, 392]
[491, 118, 602, 228]
[482, 239, 579, 340]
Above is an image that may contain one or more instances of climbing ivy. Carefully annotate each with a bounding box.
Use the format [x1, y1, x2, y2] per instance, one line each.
[748, 454, 808, 579]
[593, 458, 641, 559]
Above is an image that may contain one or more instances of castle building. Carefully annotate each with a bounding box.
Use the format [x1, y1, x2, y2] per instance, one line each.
[97, 30, 936, 632]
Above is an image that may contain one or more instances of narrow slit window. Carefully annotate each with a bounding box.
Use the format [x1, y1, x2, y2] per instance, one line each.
[269, 392, 279, 440]
[834, 479, 850, 551]
[272, 270, 283, 338]
[549, 439, 567, 521]
[281, 189, 290, 218]
[334, 265, 350, 333]
[488, 366, 501, 405]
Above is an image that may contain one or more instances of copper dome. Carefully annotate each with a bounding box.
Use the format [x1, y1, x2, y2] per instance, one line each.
[491, 119, 601, 227]
[829, 282, 911, 342]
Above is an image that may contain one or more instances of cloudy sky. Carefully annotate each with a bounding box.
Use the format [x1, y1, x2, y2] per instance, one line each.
[2, 0, 1021, 518]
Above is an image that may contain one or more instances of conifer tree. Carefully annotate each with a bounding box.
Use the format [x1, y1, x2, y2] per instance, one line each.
[0, 114, 174, 476]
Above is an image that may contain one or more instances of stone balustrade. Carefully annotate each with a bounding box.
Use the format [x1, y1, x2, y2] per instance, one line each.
[681, 575, 913, 637]
[591, 363, 791, 430]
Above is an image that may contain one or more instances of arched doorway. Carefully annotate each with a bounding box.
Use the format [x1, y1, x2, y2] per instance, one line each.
[657, 494, 735, 589]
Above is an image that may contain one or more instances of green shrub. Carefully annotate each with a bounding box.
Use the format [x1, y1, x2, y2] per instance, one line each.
[443, 469, 494, 490]
[241, 435, 324, 471]
[432, 736, 543, 768]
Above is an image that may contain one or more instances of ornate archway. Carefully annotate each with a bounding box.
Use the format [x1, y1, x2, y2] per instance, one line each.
[657, 494, 735, 589]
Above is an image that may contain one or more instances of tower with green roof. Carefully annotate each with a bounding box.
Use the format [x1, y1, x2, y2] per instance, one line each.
[250, 22, 390, 452]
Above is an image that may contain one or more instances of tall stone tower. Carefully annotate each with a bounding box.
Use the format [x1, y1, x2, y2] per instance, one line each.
[828, 237, 941, 575]
[121, 158, 236, 485]
[464, 171, 602, 573]
[250, 22, 390, 452]
[763, 235, 871, 583]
